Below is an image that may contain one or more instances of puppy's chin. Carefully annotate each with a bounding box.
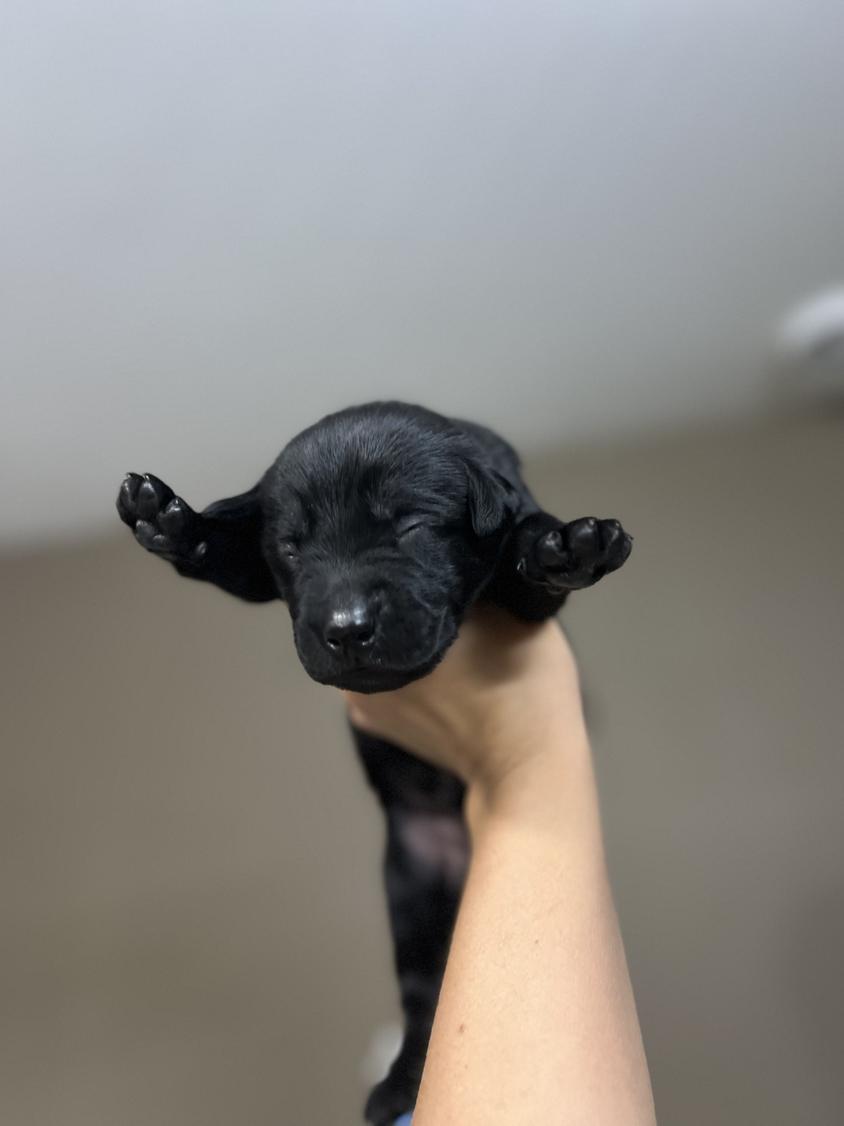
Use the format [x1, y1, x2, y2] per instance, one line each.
[297, 650, 448, 694]
[330, 658, 443, 694]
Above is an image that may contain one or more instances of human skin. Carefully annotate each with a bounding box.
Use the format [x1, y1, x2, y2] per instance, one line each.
[345, 606, 656, 1125]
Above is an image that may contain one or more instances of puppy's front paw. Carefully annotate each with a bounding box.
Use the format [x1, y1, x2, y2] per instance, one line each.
[518, 516, 632, 591]
[117, 473, 207, 567]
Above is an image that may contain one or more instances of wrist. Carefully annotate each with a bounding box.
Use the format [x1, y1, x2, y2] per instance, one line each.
[465, 723, 593, 839]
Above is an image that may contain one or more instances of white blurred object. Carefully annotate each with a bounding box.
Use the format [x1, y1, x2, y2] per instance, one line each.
[360, 1021, 403, 1085]
[775, 287, 844, 397]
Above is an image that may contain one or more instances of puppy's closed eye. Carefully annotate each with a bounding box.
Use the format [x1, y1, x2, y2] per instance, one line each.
[278, 541, 300, 562]
[395, 516, 431, 540]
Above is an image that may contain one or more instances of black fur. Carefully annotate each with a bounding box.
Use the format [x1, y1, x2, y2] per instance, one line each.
[116, 401, 632, 1124]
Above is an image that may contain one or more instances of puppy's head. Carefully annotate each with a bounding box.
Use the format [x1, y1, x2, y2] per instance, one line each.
[261, 404, 517, 691]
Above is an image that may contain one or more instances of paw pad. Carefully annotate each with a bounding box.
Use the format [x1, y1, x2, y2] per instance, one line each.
[520, 516, 632, 591]
[116, 472, 203, 565]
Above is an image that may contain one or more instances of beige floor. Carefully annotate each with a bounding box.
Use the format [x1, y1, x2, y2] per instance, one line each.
[2, 412, 842, 1125]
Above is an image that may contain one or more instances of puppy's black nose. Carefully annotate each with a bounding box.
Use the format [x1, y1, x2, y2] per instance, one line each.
[323, 599, 376, 653]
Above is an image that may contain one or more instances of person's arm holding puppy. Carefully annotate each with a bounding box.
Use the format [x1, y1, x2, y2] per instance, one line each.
[345, 606, 655, 1126]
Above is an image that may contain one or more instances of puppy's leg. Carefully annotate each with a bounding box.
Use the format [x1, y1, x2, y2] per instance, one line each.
[491, 510, 633, 620]
[355, 730, 468, 1126]
[116, 473, 278, 602]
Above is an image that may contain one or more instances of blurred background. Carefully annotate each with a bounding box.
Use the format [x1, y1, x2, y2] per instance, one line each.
[2, 2, 843, 1123]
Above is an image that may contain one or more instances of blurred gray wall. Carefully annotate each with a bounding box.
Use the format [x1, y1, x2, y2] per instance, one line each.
[2, 411, 842, 1125]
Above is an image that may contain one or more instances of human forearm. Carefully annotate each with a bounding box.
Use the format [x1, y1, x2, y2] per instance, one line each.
[414, 737, 656, 1125]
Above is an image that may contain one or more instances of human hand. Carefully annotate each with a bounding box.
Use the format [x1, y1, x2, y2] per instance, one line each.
[343, 605, 588, 808]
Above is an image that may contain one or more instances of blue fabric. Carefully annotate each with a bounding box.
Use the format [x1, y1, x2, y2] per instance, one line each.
[393, 1115, 413, 1126]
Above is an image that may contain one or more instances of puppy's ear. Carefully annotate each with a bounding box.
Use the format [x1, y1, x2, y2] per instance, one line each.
[465, 461, 517, 537]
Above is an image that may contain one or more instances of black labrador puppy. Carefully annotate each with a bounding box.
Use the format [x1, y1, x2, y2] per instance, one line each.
[116, 401, 632, 1125]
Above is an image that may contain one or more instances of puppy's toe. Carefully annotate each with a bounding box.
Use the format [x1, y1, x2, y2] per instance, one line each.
[135, 473, 173, 519]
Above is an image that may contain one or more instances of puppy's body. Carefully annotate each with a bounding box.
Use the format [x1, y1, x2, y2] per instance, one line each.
[117, 402, 632, 1124]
